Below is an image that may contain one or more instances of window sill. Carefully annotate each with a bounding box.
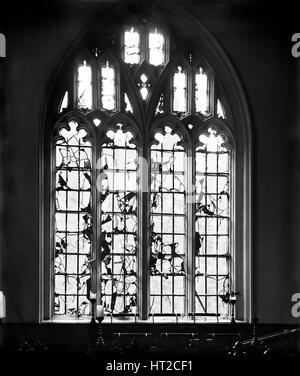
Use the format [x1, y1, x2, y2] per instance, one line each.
[43, 315, 246, 324]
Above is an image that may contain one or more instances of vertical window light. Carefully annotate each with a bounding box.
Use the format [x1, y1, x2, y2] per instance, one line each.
[173, 66, 187, 113]
[59, 91, 69, 113]
[77, 60, 93, 110]
[124, 27, 141, 65]
[150, 126, 186, 315]
[195, 127, 231, 319]
[55, 121, 93, 317]
[195, 68, 210, 115]
[149, 29, 165, 66]
[124, 93, 133, 114]
[217, 99, 226, 119]
[155, 94, 164, 115]
[99, 125, 138, 315]
[101, 61, 116, 111]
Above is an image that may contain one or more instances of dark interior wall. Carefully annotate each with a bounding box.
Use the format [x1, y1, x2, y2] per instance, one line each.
[0, 0, 298, 324]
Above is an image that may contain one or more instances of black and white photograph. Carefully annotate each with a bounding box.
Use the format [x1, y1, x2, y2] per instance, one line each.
[0, 0, 300, 371]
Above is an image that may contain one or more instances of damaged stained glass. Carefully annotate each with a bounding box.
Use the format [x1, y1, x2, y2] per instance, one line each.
[77, 60, 93, 110]
[123, 27, 140, 65]
[99, 124, 138, 315]
[101, 62, 116, 111]
[195, 127, 231, 318]
[173, 66, 187, 113]
[149, 29, 165, 66]
[54, 120, 92, 317]
[195, 68, 210, 115]
[150, 126, 186, 315]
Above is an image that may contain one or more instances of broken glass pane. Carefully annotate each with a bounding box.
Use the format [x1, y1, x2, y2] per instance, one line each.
[124, 27, 140, 65]
[173, 66, 187, 113]
[149, 29, 165, 66]
[101, 61, 116, 111]
[194, 127, 231, 319]
[100, 124, 138, 315]
[77, 60, 92, 110]
[55, 120, 92, 316]
[150, 126, 186, 315]
[195, 68, 210, 115]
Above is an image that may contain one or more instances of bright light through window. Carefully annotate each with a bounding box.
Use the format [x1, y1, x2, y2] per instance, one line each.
[149, 29, 165, 66]
[124, 28, 140, 64]
[77, 60, 92, 109]
[101, 61, 116, 111]
[173, 66, 187, 113]
[59, 91, 69, 113]
[217, 99, 226, 119]
[195, 68, 209, 115]
[139, 74, 149, 100]
[124, 93, 133, 113]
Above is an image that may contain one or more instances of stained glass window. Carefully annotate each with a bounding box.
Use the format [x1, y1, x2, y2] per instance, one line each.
[217, 99, 226, 119]
[124, 93, 133, 113]
[124, 27, 140, 65]
[138, 74, 150, 101]
[195, 68, 210, 115]
[59, 91, 69, 113]
[99, 125, 138, 315]
[155, 94, 164, 115]
[149, 29, 165, 66]
[50, 21, 237, 322]
[77, 60, 93, 109]
[173, 66, 187, 113]
[54, 120, 92, 317]
[195, 127, 231, 318]
[101, 62, 116, 111]
[150, 126, 186, 314]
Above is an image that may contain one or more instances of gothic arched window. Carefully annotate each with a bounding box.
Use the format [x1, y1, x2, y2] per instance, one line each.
[43, 9, 252, 322]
